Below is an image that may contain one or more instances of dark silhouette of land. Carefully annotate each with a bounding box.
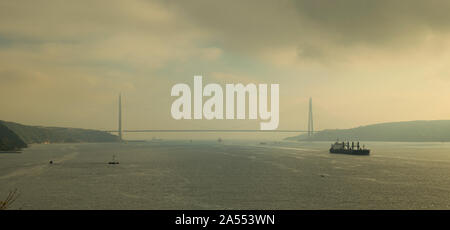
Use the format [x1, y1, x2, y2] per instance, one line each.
[0, 123, 27, 151]
[0, 120, 119, 145]
[287, 120, 450, 142]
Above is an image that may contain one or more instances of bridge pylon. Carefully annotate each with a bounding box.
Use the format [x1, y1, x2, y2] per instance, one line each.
[308, 97, 314, 136]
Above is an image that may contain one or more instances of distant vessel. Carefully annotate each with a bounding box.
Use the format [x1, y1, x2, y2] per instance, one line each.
[329, 141, 370, 155]
[108, 155, 120, 164]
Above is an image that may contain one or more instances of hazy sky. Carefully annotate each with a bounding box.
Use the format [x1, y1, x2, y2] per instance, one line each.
[1, 0, 450, 139]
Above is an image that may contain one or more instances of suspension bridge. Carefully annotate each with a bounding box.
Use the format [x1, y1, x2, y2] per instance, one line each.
[107, 94, 316, 140]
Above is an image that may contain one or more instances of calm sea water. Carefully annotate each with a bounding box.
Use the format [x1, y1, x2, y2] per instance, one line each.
[0, 140, 449, 209]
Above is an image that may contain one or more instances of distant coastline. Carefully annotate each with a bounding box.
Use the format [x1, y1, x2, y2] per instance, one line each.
[0, 120, 119, 149]
[286, 120, 450, 142]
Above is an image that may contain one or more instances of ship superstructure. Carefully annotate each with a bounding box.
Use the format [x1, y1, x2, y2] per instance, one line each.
[329, 141, 370, 155]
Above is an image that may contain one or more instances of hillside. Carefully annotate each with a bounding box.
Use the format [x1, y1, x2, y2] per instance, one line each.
[0, 120, 119, 144]
[286, 120, 450, 142]
[0, 123, 27, 151]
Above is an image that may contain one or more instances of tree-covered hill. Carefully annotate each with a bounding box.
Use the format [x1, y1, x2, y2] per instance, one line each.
[286, 120, 450, 142]
[0, 123, 27, 151]
[0, 120, 119, 144]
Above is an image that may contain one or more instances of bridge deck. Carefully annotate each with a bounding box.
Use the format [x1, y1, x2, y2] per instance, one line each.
[106, 129, 310, 133]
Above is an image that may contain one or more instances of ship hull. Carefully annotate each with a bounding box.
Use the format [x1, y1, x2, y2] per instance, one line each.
[329, 148, 370, 155]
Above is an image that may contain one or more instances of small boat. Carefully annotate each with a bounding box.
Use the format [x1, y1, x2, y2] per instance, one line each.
[108, 155, 120, 164]
[329, 141, 370, 155]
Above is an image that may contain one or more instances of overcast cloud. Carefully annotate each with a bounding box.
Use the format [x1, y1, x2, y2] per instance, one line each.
[1, 0, 450, 139]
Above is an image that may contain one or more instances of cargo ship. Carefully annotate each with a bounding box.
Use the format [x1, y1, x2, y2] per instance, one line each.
[329, 141, 370, 155]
